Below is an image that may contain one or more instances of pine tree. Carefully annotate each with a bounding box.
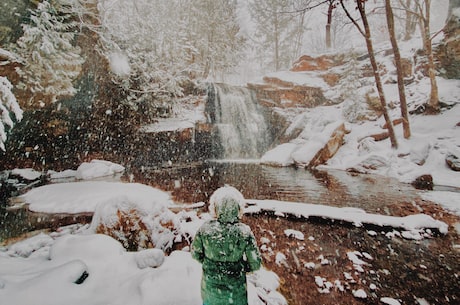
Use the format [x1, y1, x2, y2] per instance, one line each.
[14, 1, 83, 107]
[0, 76, 22, 151]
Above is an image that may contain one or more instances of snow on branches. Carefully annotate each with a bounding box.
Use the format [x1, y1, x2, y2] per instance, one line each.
[14, 0, 83, 106]
[0, 76, 22, 151]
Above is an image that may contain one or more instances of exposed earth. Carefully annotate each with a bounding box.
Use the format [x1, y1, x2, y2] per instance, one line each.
[243, 199, 460, 305]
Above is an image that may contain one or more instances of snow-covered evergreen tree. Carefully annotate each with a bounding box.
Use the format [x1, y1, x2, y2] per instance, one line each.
[0, 76, 22, 151]
[14, 0, 84, 107]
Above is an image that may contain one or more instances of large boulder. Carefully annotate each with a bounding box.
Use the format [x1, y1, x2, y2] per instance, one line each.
[91, 198, 180, 252]
[261, 121, 348, 169]
[307, 122, 348, 168]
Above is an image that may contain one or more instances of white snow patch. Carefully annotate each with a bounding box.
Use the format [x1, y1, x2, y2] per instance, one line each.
[11, 168, 42, 181]
[352, 289, 367, 299]
[381, 297, 402, 305]
[284, 229, 304, 240]
[75, 160, 125, 180]
[19, 181, 174, 214]
[246, 200, 448, 235]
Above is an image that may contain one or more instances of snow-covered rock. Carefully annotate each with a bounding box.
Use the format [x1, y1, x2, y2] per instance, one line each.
[75, 160, 125, 180]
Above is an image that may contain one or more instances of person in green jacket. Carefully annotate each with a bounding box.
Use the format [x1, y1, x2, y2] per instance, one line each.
[191, 186, 262, 305]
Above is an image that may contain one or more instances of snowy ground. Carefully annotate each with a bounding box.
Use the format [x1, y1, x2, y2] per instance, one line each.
[1, 159, 457, 305]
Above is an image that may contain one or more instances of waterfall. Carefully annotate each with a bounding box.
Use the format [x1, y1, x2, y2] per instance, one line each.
[207, 83, 272, 159]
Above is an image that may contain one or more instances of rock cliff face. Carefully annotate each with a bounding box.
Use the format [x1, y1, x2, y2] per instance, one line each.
[436, 10, 460, 79]
[247, 55, 346, 109]
[248, 77, 327, 109]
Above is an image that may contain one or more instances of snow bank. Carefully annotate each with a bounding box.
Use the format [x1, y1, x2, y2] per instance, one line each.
[246, 199, 448, 236]
[0, 231, 286, 305]
[20, 181, 174, 214]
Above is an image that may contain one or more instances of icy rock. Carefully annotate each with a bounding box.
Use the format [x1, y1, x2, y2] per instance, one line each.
[348, 154, 389, 173]
[275, 252, 288, 267]
[315, 276, 325, 287]
[11, 168, 42, 181]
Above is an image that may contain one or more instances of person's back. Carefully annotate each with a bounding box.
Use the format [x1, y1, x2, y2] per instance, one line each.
[192, 186, 261, 305]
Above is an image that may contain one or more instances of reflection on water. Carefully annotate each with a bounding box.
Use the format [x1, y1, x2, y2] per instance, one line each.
[132, 160, 420, 214]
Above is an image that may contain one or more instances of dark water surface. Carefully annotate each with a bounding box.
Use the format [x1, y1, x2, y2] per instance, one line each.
[1, 161, 425, 242]
[132, 160, 421, 214]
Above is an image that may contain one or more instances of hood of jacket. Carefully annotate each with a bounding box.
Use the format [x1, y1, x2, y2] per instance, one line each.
[209, 186, 245, 223]
[215, 197, 241, 223]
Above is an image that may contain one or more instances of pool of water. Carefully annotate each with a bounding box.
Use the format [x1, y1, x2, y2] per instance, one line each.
[132, 160, 421, 214]
[0, 160, 427, 242]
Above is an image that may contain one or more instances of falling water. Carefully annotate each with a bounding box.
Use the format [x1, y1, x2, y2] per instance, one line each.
[207, 83, 272, 159]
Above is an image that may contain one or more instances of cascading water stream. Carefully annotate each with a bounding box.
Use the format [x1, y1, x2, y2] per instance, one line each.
[207, 83, 272, 159]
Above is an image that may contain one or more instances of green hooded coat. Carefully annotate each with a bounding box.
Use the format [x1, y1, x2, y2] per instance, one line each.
[191, 196, 261, 305]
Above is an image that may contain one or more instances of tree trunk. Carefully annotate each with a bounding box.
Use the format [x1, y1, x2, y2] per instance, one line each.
[421, 0, 440, 114]
[385, 0, 411, 139]
[294, 11, 306, 60]
[403, 0, 417, 41]
[274, 13, 280, 71]
[357, 1, 398, 148]
[326, 1, 334, 49]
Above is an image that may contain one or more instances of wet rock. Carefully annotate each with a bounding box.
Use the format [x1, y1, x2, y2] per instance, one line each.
[308, 123, 348, 168]
[445, 154, 460, 171]
[411, 174, 433, 190]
